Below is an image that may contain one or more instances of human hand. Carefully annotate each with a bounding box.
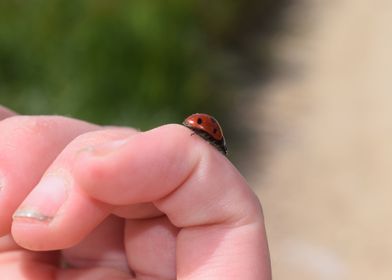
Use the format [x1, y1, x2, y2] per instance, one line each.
[0, 106, 271, 279]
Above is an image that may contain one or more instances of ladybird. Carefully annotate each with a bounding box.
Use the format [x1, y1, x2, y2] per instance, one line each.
[182, 113, 228, 155]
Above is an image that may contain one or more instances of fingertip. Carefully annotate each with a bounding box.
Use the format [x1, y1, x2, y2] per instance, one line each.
[11, 187, 110, 251]
[73, 124, 202, 205]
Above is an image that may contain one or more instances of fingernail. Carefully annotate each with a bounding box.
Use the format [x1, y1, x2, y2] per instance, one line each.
[13, 172, 70, 223]
[13, 208, 53, 222]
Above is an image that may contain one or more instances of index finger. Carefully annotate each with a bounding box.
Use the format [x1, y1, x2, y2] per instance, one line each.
[13, 124, 271, 279]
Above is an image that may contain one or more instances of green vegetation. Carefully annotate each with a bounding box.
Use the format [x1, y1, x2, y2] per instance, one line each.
[0, 0, 285, 129]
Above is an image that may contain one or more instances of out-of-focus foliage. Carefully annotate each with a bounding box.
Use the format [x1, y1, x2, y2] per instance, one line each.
[0, 0, 285, 128]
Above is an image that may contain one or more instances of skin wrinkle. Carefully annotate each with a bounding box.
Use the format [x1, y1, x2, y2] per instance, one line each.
[155, 142, 262, 277]
[124, 216, 177, 279]
[178, 222, 269, 279]
[198, 154, 252, 226]
[150, 133, 267, 278]
[153, 148, 201, 215]
[145, 127, 200, 204]
[176, 226, 237, 278]
[156, 148, 261, 229]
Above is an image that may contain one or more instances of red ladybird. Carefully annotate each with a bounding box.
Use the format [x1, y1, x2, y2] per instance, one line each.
[182, 113, 228, 155]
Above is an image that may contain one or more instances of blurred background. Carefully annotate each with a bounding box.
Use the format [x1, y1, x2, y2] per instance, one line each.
[0, 0, 289, 164]
[1, 0, 390, 279]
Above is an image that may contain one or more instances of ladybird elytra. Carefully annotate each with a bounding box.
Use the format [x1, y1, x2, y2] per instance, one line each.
[182, 113, 228, 155]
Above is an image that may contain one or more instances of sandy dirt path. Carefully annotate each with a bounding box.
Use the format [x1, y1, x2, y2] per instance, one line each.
[249, 1, 392, 279]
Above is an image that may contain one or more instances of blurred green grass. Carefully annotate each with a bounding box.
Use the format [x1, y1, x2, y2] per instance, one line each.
[0, 0, 287, 132]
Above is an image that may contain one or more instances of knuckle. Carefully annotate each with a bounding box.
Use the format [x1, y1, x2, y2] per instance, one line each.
[79, 155, 113, 190]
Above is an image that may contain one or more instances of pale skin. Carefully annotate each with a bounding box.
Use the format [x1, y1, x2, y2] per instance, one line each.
[0, 105, 271, 279]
